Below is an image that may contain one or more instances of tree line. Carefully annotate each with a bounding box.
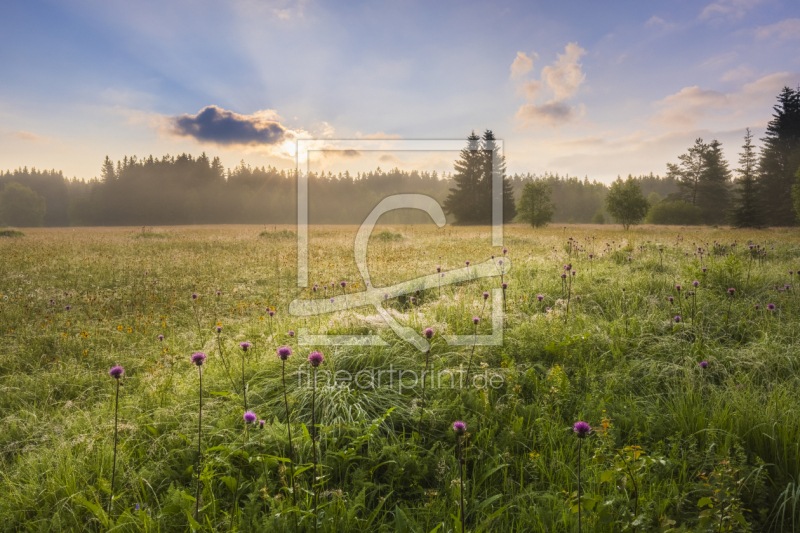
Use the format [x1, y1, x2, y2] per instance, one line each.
[2, 87, 799, 229]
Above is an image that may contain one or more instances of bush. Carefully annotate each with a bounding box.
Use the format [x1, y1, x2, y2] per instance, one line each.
[645, 200, 703, 225]
[591, 210, 605, 224]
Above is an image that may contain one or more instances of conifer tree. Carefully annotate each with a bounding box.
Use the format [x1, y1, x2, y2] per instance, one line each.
[697, 139, 731, 224]
[730, 129, 763, 228]
[480, 130, 517, 223]
[760, 87, 800, 225]
[443, 132, 485, 224]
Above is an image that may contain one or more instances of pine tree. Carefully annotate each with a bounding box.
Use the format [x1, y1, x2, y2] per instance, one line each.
[101, 156, 116, 182]
[666, 138, 707, 206]
[480, 130, 517, 223]
[697, 139, 731, 224]
[443, 132, 484, 224]
[760, 86, 800, 226]
[730, 129, 764, 228]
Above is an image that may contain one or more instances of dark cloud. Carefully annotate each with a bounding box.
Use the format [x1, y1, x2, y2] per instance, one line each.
[169, 105, 288, 146]
[515, 101, 578, 126]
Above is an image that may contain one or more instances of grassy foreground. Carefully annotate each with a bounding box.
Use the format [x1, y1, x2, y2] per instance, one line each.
[2, 224, 800, 532]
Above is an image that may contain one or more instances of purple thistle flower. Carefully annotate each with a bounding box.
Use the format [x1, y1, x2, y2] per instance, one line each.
[767, 303, 776, 311]
[216, 326, 222, 333]
[158, 334, 164, 341]
[668, 296, 674, 303]
[465, 261, 470, 266]
[192, 293, 197, 300]
[702, 267, 707, 272]
[191, 352, 206, 366]
[269, 309, 275, 317]
[537, 294, 544, 301]
[545, 306, 551, 311]
[699, 361, 708, 369]
[243, 411, 257, 424]
[424, 327, 434, 339]
[49, 299, 54, 304]
[340, 281, 346, 288]
[472, 316, 480, 324]
[589, 254, 594, 259]
[692, 280, 699, 287]
[259, 420, 265, 429]
[573, 421, 591, 438]
[675, 285, 681, 292]
[65, 305, 71, 311]
[109, 366, 124, 379]
[728, 288, 735, 296]
[312, 285, 317, 292]
[240, 342, 251, 352]
[436, 266, 441, 273]
[491, 254, 495, 259]
[216, 291, 221, 296]
[483, 292, 489, 300]
[453, 420, 466, 434]
[754, 304, 760, 310]
[308, 351, 324, 367]
[674, 316, 681, 323]
[502, 282, 508, 289]
[410, 296, 416, 304]
[330, 298, 335, 303]
[288, 330, 295, 337]
[277, 346, 292, 360]
[572, 270, 576, 276]
[503, 248, 507, 254]
[561, 273, 567, 279]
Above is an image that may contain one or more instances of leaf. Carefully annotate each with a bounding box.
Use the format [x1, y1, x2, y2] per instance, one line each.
[74, 496, 109, 528]
[185, 510, 202, 530]
[600, 470, 615, 483]
[697, 497, 713, 508]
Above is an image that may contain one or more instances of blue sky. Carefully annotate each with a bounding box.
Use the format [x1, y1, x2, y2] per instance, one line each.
[1, 0, 798, 181]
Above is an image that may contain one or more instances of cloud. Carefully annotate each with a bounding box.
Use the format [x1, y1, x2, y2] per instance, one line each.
[540, 43, 587, 100]
[168, 105, 291, 146]
[10, 131, 47, 143]
[510, 51, 536, 79]
[699, 0, 764, 21]
[754, 18, 800, 40]
[515, 101, 583, 127]
[512, 43, 587, 128]
[721, 65, 754, 82]
[652, 72, 798, 128]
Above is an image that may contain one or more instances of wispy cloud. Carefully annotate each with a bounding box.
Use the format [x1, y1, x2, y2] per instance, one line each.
[754, 18, 800, 40]
[699, 0, 764, 21]
[540, 43, 586, 100]
[516, 101, 584, 127]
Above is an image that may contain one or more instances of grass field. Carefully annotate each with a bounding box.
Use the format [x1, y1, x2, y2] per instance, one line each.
[2, 223, 800, 532]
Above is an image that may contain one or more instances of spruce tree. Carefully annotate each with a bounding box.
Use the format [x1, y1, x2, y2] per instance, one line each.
[666, 138, 707, 206]
[697, 139, 731, 224]
[480, 130, 517, 223]
[760, 86, 800, 226]
[730, 129, 764, 228]
[443, 132, 485, 224]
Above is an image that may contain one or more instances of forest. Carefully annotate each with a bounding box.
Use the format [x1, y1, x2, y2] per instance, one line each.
[1, 86, 799, 228]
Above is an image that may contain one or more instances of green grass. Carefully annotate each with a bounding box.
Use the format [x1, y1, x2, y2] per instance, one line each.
[0, 229, 24, 237]
[1, 224, 799, 532]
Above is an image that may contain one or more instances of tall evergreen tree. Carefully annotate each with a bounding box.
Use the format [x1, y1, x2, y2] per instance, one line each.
[697, 139, 731, 224]
[479, 130, 517, 223]
[760, 86, 800, 225]
[443, 132, 484, 224]
[730, 129, 764, 228]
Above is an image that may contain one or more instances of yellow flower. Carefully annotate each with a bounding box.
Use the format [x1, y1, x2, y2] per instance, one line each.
[62, 333, 68, 337]
[259, 316, 264, 321]
[117, 325, 123, 331]
[81, 331, 89, 338]
[127, 328, 132, 333]
[83, 350, 88, 356]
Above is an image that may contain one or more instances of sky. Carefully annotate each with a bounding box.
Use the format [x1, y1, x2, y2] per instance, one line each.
[0, 0, 799, 183]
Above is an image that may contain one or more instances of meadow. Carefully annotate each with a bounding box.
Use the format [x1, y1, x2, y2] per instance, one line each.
[2, 223, 800, 532]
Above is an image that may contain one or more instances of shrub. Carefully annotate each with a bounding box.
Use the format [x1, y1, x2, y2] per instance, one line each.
[0, 182, 46, 227]
[645, 200, 703, 225]
[591, 210, 605, 224]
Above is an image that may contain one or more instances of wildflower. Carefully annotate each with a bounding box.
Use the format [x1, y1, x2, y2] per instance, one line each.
[692, 280, 699, 287]
[537, 294, 544, 301]
[340, 281, 346, 288]
[561, 273, 567, 279]
[483, 292, 489, 300]
[573, 421, 591, 438]
[192, 293, 197, 300]
[668, 296, 674, 303]
[216, 326, 222, 333]
[699, 361, 708, 369]
[472, 316, 480, 324]
[424, 328, 434, 339]
[436, 266, 441, 273]
[453, 420, 466, 434]
[191, 352, 207, 366]
[268, 309, 275, 317]
[503, 248, 507, 254]
[308, 351, 324, 367]
[674, 316, 681, 323]
[288, 330, 295, 337]
[767, 303, 776, 311]
[216, 291, 221, 296]
[277, 346, 292, 360]
[259, 420, 265, 429]
[702, 267, 707, 272]
[240, 342, 251, 352]
[244, 411, 257, 424]
[754, 304, 760, 310]
[158, 334, 164, 341]
[109, 366, 124, 379]
[410, 297, 416, 304]
[502, 282, 508, 289]
[728, 288, 735, 295]
[675, 284, 681, 292]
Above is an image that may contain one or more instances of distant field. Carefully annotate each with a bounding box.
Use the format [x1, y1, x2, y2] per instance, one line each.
[2, 224, 800, 532]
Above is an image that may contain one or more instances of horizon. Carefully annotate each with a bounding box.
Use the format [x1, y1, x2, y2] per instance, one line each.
[1, 0, 799, 184]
